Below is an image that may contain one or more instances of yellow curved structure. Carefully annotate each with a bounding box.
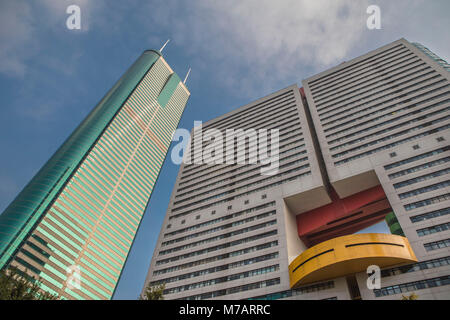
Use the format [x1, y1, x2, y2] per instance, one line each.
[289, 233, 417, 288]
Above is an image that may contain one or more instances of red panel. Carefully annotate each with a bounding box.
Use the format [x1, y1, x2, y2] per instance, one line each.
[299, 87, 306, 98]
[296, 185, 391, 247]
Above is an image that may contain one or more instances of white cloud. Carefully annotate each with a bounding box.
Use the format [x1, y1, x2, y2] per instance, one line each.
[40, 0, 100, 32]
[1, 0, 448, 97]
[143, 0, 449, 98]
[144, 0, 372, 96]
[0, 0, 102, 77]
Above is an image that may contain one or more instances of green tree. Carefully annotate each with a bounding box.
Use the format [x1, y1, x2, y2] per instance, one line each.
[0, 266, 57, 300]
[140, 283, 165, 300]
[401, 293, 418, 300]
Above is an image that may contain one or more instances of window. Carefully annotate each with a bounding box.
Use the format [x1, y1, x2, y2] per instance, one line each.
[373, 276, 450, 297]
[262, 194, 267, 199]
[167, 224, 171, 229]
[398, 180, 450, 199]
[417, 222, 450, 237]
[228, 205, 232, 210]
[390, 152, 397, 158]
[424, 239, 450, 251]
[244, 200, 249, 205]
[404, 193, 450, 211]
[156, 230, 278, 263]
[211, 210, 216, 215]
[410, 207, 450, 223]
[412, 144, 420, 150]
[196, 215, 201, 220]
[437, 136, 445, 142]
[181, 220, 186, 225]
[158, 220, 277, 255]
[248, 281, 334, 300]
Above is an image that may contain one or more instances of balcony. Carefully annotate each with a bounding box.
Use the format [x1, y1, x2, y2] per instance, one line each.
[288, 233, 417, 288]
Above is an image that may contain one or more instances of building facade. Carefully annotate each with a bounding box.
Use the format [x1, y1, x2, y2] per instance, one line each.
[144, 38, 449, 300]
[302, 38, 450, 300]
[0, 50, 190, 299]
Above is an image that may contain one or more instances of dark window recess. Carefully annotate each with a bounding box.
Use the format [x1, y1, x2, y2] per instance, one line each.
[390, 152, 397, 158]
[346, 275, 362, 300]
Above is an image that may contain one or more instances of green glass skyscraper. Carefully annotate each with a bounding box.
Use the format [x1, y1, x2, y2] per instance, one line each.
[0, 50, 190, 299]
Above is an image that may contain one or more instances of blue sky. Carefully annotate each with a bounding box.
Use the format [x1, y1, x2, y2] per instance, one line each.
[0, 0, 449, 299]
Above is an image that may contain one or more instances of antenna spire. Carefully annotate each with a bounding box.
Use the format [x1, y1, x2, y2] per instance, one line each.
[160, 39, 170, 52]
[183, 67, 191, 84]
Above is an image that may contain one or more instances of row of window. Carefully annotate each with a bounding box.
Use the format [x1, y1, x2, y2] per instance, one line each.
[155, 230, 278, 266]
[183, 107, 300, 168]
[315, 51, 419, 105]
[328, 92, 449, 147]
[151, 252, 279, 285]
[405, 193, 450, 211]
[394, 167, 450, 189]
[311, 45, 409, 97]
[322, 68, 439, 128]
[161, 210, 276, 246]
[174, 155, 309, 204]
[164, 201, 275, 237]
[182, 278, 281, 300]
[316, 54, 421, 110]
[413, 42, 450, 72]
[424, 238, 450, 252]
[316, 58, 428, 116]
[417, 222, 450, 237]
[164, 265, 280, 295]
[176, 151, 307, 199]
[335, 122, 450, 165]
[159, 220, 277, 255]
[182, 109, 301, 173]
[309, 44, 405, 93]
[185, 120, 301, 165]
[330, 101, 449, 152]
[388, 156, 450, 179]
[332, 113, 450, 159]
[384, 146, 449, 170]
[153, 241, 278, 275]
[248, 281, 335, 300]
[410, 207, 450, 223]
[175, 162, 311, 211]
[373, 275, 450, 297]
[201, 91, 294, 132]
[321, 64, 436, 128]
[169, 170, 311, 217]
[381, 256, 450, 278]
[398, 180, 450, 200]
[177, 138, 305, 189]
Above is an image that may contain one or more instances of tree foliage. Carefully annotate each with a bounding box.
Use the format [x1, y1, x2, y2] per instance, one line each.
[0, 266, 57, 300]
[401, 293, 418, 300]
[140, 283, 165, 300]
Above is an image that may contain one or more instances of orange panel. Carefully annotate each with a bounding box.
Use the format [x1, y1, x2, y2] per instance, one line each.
[289, 233, 417, 288]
